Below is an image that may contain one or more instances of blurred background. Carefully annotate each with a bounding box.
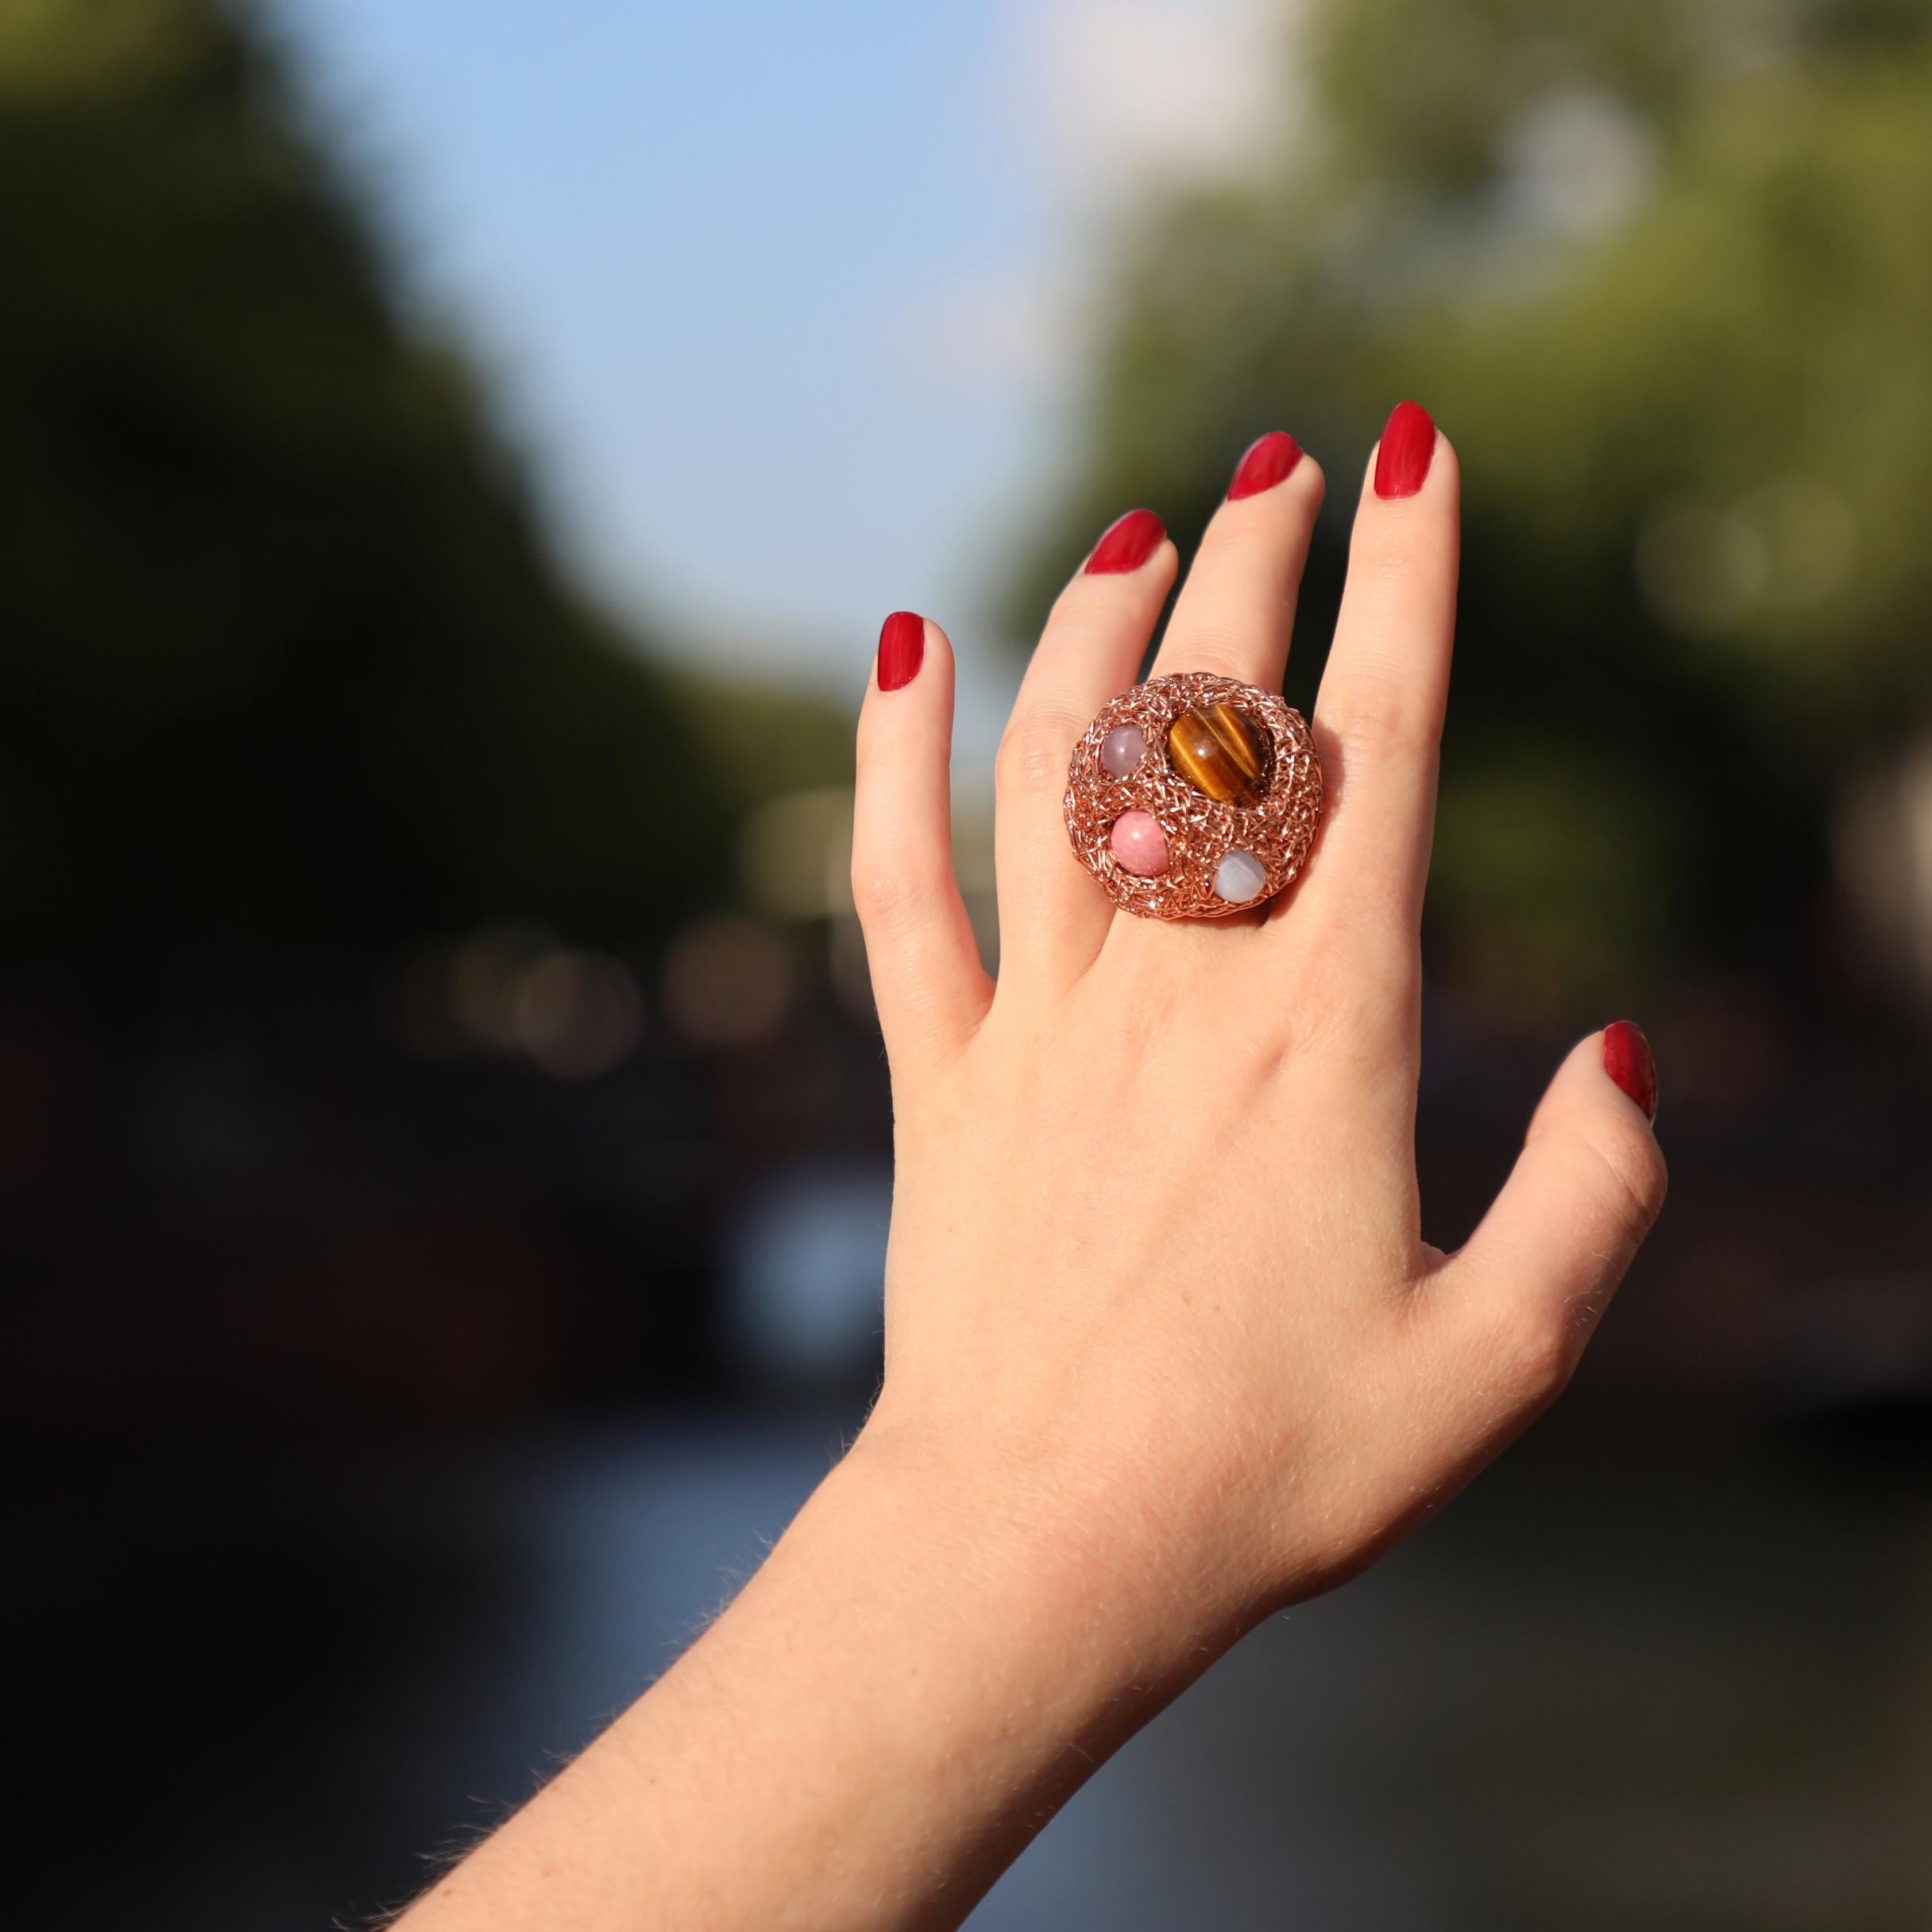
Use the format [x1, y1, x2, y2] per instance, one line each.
[6, 0, 1930, 1924]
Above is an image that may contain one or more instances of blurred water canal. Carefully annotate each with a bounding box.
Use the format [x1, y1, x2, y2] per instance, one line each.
[33, 1397, 1928, 1930]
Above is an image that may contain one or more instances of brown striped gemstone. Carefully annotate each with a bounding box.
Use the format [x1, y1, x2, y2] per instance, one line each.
[1166, 702, 1268, 806]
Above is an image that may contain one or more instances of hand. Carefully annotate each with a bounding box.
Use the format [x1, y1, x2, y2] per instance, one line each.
[853, 410, 1665, 1641]
[397, 409, 1667, 1932]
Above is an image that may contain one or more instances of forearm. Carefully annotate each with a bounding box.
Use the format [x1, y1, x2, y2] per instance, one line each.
[398, 1424, 1231, 1932]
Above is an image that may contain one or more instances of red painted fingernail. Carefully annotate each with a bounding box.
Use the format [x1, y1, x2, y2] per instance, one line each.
[1374, 400, 1436, 500]
[1227, 430, 1303, 501]
[876, 610, 924, 692]
[1603, 1021, 1659, 1122]
[1084, 507, 1165, 575]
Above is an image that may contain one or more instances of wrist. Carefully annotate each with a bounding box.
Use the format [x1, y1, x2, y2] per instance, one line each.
[833, 1407, 1252, 1698]
[404, 1409, 1237, 1932]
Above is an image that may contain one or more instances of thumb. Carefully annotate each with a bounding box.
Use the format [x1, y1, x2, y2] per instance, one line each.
[1446, 1023, 1667, 1393]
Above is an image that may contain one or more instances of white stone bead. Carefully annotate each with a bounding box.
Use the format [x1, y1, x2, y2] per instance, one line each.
[1213, 848, 1267, 902]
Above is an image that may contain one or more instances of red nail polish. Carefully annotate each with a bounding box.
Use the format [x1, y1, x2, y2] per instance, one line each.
[1603, 1021, 1659, 1122]
[1374, 400, 1435, 500]
[1227, 431, 1303, 501]
[876, 610, 924, 692]
[1084, 508, 1165, 575]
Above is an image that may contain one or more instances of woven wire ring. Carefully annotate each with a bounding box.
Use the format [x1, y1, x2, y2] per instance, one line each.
[1064, 671, 1323, 920]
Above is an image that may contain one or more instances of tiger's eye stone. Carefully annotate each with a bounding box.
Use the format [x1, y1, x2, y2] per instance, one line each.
[1167, 702, 1268, 806]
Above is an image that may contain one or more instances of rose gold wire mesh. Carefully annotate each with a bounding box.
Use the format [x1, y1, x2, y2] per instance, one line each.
[1063, 671, 1323, 920]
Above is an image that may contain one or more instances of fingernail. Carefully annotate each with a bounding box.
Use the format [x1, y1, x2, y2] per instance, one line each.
[1374, 400, 1436, 500]
[876, 610, 924, 692]
[1603, 1021, 1659, 1122]
[1084, 508, 1165, 575]
[1227, 431, 1303, 501]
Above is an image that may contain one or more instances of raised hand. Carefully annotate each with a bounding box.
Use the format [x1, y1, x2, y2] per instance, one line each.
[853, 406, 1664, 1629]
[400, 405, 1665, 1932]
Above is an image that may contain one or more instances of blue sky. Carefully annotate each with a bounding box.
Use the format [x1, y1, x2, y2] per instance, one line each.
[263, 0, 1275, 744]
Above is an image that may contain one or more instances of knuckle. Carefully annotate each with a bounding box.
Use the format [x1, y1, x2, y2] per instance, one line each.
[1593, 1125, 1670, 1245]
[1277, 930, 1416, 1057]
[1161, 626, 1252, 682]
[995, 714, 1081, 798]
[1350, 523, 1451, 595]
[1043, 577, 1095, 629]
[1489, 1300, 1576, 1405]
[849, 859, 925, 928]
[1042, 578, 1121, 637]
[1524, 1121, 1667, 1255]
[1354, 537, 1424, 593]
[1198, 516, 1285, 569]
[854, 710, 925, 779]
[1321, 665, 1441, 763]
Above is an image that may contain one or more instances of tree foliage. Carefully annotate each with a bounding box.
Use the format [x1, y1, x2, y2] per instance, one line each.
[0, 0, 844, 974]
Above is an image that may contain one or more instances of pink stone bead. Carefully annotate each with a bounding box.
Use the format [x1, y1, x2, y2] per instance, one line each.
[1109, 809, 1169, 877]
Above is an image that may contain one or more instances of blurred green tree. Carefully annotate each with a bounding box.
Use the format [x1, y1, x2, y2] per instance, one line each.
[0, 0, 846, 976]
[1010, 0, 1932, 1029]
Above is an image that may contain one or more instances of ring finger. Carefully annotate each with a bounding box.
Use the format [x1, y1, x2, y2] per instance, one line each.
[993, 508, 1177, 991]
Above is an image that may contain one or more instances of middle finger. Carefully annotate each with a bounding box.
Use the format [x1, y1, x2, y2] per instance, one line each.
[1146, 430, 1325, 692]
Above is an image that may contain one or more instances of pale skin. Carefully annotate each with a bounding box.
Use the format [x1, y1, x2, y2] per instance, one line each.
[398, 412, 1667, 1930]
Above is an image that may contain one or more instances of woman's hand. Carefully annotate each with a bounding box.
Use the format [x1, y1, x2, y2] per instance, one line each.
[399, 408, 1665, 1932]
[853, 408, 1664, 1638]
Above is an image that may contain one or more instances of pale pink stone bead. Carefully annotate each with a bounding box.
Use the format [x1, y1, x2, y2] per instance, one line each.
[1109, 809, 1169, 877]
[1099, 724, 1146, 777]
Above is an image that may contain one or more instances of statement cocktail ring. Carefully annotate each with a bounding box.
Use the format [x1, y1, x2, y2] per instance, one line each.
[1064, 671, 1323, 921]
